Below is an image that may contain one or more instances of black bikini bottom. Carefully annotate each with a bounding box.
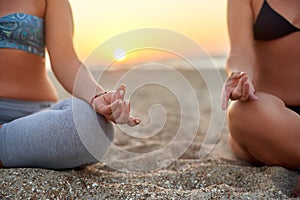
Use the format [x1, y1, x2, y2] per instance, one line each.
[286, 105, 300, 115]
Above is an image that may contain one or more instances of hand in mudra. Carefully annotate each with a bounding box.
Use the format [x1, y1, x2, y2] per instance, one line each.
[91, 85, 141, 126]
[221, 71, 258, 110]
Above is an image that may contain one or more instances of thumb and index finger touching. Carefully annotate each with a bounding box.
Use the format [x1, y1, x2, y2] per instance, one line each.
[112, 84, 141, 126]
[221, 71, 258, 110]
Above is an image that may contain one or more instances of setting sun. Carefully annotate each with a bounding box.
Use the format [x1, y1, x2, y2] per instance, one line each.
[69, 0, 228, 63]
[113, 48, 127, 62]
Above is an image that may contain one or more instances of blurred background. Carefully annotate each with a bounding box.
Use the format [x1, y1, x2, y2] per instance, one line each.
[52, 0, 229, 70]
[47, 0, 230, 170]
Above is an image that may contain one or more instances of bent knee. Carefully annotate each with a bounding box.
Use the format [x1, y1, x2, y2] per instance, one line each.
[227, 92, 286, 144]
[69, 99, 115, 157]
[227, 100, 254, 133]
[71, 98, 114, 139]
[228, 92, 285, 128]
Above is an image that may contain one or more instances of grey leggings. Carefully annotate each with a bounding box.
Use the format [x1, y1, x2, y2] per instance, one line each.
[0, 98, 114, 169]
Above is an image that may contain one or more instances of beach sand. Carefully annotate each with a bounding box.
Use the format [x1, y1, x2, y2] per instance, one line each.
[0, 68, 298, 199]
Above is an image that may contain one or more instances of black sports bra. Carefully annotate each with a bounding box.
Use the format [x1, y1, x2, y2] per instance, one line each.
[254, 0, 300, 41]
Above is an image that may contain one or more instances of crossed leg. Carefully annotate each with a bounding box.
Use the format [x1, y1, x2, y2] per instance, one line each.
[0, 98, 114, 169]
[227, 92, 300, 196]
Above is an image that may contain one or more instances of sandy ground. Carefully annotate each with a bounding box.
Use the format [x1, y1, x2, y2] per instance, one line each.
[0, 67, 298, 199]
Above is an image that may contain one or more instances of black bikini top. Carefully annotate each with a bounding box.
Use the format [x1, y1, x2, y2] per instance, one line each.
[254, 0, 300, 41]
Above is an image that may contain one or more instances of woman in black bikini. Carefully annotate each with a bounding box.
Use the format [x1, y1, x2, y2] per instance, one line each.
[222, 0, 300, 196]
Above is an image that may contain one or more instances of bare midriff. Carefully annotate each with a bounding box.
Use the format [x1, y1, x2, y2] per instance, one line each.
[0, 49, 58, 102]
[253, 33, 300, 106]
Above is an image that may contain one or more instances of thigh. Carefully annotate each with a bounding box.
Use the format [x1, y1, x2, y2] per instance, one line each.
[228, 92, 300, 169]
[0, 98, 114, 168]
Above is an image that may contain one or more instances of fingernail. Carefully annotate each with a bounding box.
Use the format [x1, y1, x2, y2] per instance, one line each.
[125, 100, 129, 106]
[135, 118, 141, 124]
[118, 99, 122, 104]
[119, 90, 124, 96]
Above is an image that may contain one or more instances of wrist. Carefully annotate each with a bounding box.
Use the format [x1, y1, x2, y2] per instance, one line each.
[90, 91, 107, 105]
[228, 69, 254, 82]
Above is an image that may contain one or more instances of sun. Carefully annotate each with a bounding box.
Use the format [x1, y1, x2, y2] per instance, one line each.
[113, 48, 126, 62]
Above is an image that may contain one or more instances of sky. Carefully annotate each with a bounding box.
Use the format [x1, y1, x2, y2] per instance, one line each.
[68, 0, 229, 66]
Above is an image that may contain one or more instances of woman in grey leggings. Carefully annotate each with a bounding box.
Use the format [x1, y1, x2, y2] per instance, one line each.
[0, 0, 140, 169]
[0, 98, 116, 169]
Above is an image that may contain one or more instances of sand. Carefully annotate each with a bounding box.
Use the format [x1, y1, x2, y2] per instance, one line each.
[0, 67, 298, 199]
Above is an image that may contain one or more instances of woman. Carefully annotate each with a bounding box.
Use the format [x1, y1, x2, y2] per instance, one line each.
[0, 0, 140, 169]
[221, 0, 300, 196]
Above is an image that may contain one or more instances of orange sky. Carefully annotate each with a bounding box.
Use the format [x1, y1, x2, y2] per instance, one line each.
[68, 0, 229, 65]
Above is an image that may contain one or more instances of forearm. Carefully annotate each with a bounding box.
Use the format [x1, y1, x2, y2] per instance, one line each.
[52, 59, 105, 104]
[226, 49, 256, 82]
[226, 0, 256, 82]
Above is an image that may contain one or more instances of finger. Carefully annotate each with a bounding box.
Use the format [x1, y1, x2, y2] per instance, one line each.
[110, 99, 123, 121]
[248, 81, 259, 101]
[127, 115, 141, 127]
[231, 76, 245, 99]
[115, 100, 131, 124]
[115, 84, 126, 102]
[230, 71, 246, 79]
[221, 85, 230, 110]
[102, 91, 114, 104]
[249, 93, 259, 101]
[107, 85, 125, 103]
[221, 72, 247, 110]
[117, 100, 141, 126]
[98, 99, 120, 117]
[96, 104, 111, 115]
[239, 81, 250, 101]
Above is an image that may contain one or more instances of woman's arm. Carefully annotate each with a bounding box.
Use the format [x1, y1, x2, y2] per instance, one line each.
[222, 0, 258, 110]
[45, 0, 103, 102]
[226, 0, 256, 80]
[45, 0, 140, 126]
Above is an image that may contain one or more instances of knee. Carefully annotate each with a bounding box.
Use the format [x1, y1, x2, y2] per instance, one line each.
[71, 97, 115, 140]
[226, 101, 265, 163]
[227, 96, 263, 143]
[228, 92, 285, 127]
[59, 98, 115, 166]
[227, 92, 285, 139]
[95, 114, 115, 142]
[227, 100, 251, 133]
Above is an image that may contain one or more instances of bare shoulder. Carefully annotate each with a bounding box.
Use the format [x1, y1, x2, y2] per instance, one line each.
[33, 0, 46, 15]
[227, 0, 253, 20]
[44, 0, 76, 65]
[45, 0, 71, 7]
[45, 0, 72, 16]
[227, 0, 254, 31]
[44, 0, 73, 31]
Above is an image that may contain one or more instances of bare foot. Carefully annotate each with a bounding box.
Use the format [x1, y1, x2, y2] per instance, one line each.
[292, 175, 300, 197]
